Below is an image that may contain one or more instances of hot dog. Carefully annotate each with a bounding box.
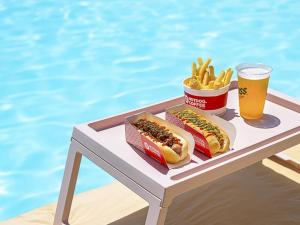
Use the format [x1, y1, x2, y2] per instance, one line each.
[171, 109, 230, 156]
[133, 119, 189, 164]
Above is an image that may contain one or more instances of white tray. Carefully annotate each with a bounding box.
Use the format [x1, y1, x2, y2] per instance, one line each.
[73, 81, 300, 200]
[54, 81, 300, 225]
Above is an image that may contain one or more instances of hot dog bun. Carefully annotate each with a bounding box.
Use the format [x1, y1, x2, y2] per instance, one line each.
[172, 109, 230, 156]
[133, 119, 189, 164]
[145, 132, 188, 164]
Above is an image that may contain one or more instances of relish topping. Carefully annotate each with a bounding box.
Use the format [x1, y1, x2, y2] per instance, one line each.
[133, 119, 182, 154]
[173, 109, 224, 146]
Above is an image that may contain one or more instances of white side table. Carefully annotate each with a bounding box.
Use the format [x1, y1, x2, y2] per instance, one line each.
[53, 81, 300, 225]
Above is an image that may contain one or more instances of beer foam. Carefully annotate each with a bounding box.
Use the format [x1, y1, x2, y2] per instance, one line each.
[236, 64, 272, 80]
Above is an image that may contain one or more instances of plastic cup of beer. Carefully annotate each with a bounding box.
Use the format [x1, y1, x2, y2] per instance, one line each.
[236, 63, 272, 120]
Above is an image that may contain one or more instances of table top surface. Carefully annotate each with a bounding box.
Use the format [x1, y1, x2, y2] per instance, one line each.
[72, 84, 300, 194]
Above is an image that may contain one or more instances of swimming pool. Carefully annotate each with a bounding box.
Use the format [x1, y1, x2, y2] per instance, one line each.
[0, 0, 300, 221]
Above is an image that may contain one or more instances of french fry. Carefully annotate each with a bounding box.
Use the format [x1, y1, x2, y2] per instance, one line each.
[187, 57, 232, 90]
[215, 70, 225, 83]
[197, 57, 203, 67]
[189, 78, 201, 89]
[192, 62, 197, 77]
[198, 58, 212, 83]
[184, 77, 192, 86]
[197, 68, 203, 83]
[213, 81, 222, 89]
[208, 65, 215, 81]
[223, 69, 229, 81]
[206, 68, 211, 83]
[224, 68, 233, 85]
[220, 81, 224, 88]
[208, 80, 214, 89]
[203, 71, 209, 85]
[202, 85, 212, 90]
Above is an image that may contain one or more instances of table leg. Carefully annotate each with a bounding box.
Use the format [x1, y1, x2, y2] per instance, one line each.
[53, 141, 82, 225]
[145, 204, 168, 225]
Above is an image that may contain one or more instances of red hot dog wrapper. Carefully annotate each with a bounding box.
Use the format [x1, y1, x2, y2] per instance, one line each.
[166, 104, 236, 158]
[183, 78, 230, 115]
[125, 112, 195, 169]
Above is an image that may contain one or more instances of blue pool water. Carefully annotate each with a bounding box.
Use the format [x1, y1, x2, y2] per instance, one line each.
[1, 0, 300, 221]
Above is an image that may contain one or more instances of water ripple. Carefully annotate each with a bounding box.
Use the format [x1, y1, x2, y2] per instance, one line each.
[0, 0, 300, 221]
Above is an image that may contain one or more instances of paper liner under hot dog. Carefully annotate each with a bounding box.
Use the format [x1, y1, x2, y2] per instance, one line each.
[165, 104, 236, 158]
[125, 112, 195, 169]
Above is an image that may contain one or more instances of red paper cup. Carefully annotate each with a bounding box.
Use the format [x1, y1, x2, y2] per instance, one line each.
[183, 78, 230, 115]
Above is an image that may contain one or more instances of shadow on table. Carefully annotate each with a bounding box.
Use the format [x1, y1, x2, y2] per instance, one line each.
[220, 108, 240, 121]
[108, 162, 300, 225]
[244, 114, 281, 129]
